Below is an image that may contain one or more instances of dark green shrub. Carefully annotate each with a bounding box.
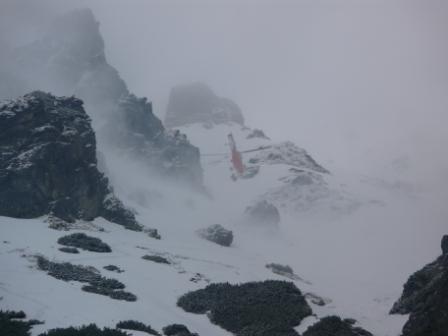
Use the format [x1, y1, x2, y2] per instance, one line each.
[162, 324, 198, 336]
[59, 247, 80, 254]
[39, 324, 129, 336]
[58, 233, 111, 252]
[116, 320, 160, 335]
[302, 316, 373, 336]
[177, 280, 311, 336]
[142, 255, 170, 264]
[103, 265, 124, 273]
[36, 256, 136, 302]
[0, 310, 32, 336]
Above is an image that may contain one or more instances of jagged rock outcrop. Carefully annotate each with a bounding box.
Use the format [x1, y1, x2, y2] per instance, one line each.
[197, 224, 233, 247]
[247, 142, 329, 174]
[3, 8, 203, 188]
[165, 82, 244, 128]
[302, 316, 373, 336]
[442, 234, 448, 255]
[106, 94, 203, 186]
[0, 91, 141, 230]
[390, 235, 448, 336]
[244, 200, 280, 227]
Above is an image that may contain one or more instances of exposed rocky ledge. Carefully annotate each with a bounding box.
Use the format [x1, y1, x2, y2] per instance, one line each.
[0, 91, 141, 230]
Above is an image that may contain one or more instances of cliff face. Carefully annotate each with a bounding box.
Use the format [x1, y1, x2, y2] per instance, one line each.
[4, 9, 203, 188]
[390, 235, 448, 336]
[0, 91, 141, 230]
[165, 82, 244, 128]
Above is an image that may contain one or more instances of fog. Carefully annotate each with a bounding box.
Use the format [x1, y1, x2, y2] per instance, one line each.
[1, 2, 447, 334]
[2, 0, 447, 189]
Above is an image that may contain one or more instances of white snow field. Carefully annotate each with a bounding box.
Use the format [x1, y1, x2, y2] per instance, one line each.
[1, 121, 446, 336]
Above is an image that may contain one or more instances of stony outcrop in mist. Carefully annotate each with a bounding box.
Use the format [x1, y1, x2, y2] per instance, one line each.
[11, 9, 127, 104]
[3, 8, 203, 188]
[106, 94, 203, 186]
[165, 82, 244, 128]
[0, 91, 141, 230]
[390, 235, 448, 336]
[197, 224, 233, 247]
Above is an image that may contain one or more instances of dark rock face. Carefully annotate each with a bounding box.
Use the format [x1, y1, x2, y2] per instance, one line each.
[4, 9, 203, 189]
[58, 233, 111, 253]
[197, 224, 233, 247]
[162, 324, 198, 336]
[177, 280, 312, 336]
[106, 95, 203, 187]
[302, 316, 373, 336]
[390, 235, 448, 336]
[442, 235, 448, 255]
[165, 82, 244, 128]
[244, 200, 280, 227]
[0, 91, 141, 230]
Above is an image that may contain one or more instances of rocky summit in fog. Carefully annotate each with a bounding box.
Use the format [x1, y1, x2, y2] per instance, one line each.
[1, 8, 203, 188]
[165, 82, 244, 128]
[0, 91, 141, 230]
[390, 234, 448, 336]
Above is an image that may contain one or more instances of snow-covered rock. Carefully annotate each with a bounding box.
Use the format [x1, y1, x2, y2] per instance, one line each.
[197, 224, 233, 247]
[165, 82, 244, 128]
[244, 200, 280, 227]
[0, 91, 140, 230]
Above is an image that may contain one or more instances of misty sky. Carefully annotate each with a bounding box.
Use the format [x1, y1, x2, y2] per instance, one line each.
[1, 0, 447, 188]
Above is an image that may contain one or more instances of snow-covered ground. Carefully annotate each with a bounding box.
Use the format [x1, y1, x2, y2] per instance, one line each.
[1, 122, 447, 336]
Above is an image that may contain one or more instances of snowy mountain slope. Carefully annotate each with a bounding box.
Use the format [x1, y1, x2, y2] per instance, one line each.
[177, 122, 359, 219]
[1, 9, 447, 336]
[2, 110, 445, 336]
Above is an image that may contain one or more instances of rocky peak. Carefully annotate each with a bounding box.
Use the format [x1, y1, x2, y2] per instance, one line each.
[5, 8, 203, 189]
[165, 82, 244, 128]
[13, 8, 128, 102]
[0, 91, 141, 230]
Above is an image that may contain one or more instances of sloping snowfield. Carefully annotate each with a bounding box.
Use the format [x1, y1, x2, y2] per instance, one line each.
[1, 123, 446, 336]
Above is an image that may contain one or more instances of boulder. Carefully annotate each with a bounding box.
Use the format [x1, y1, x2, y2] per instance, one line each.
[197, 224, 233, 247]
[0, 91, 141, 230]
[390, 235, 448, 336]
[244, 200, 280, 227]
[165, 82, 244, 128]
